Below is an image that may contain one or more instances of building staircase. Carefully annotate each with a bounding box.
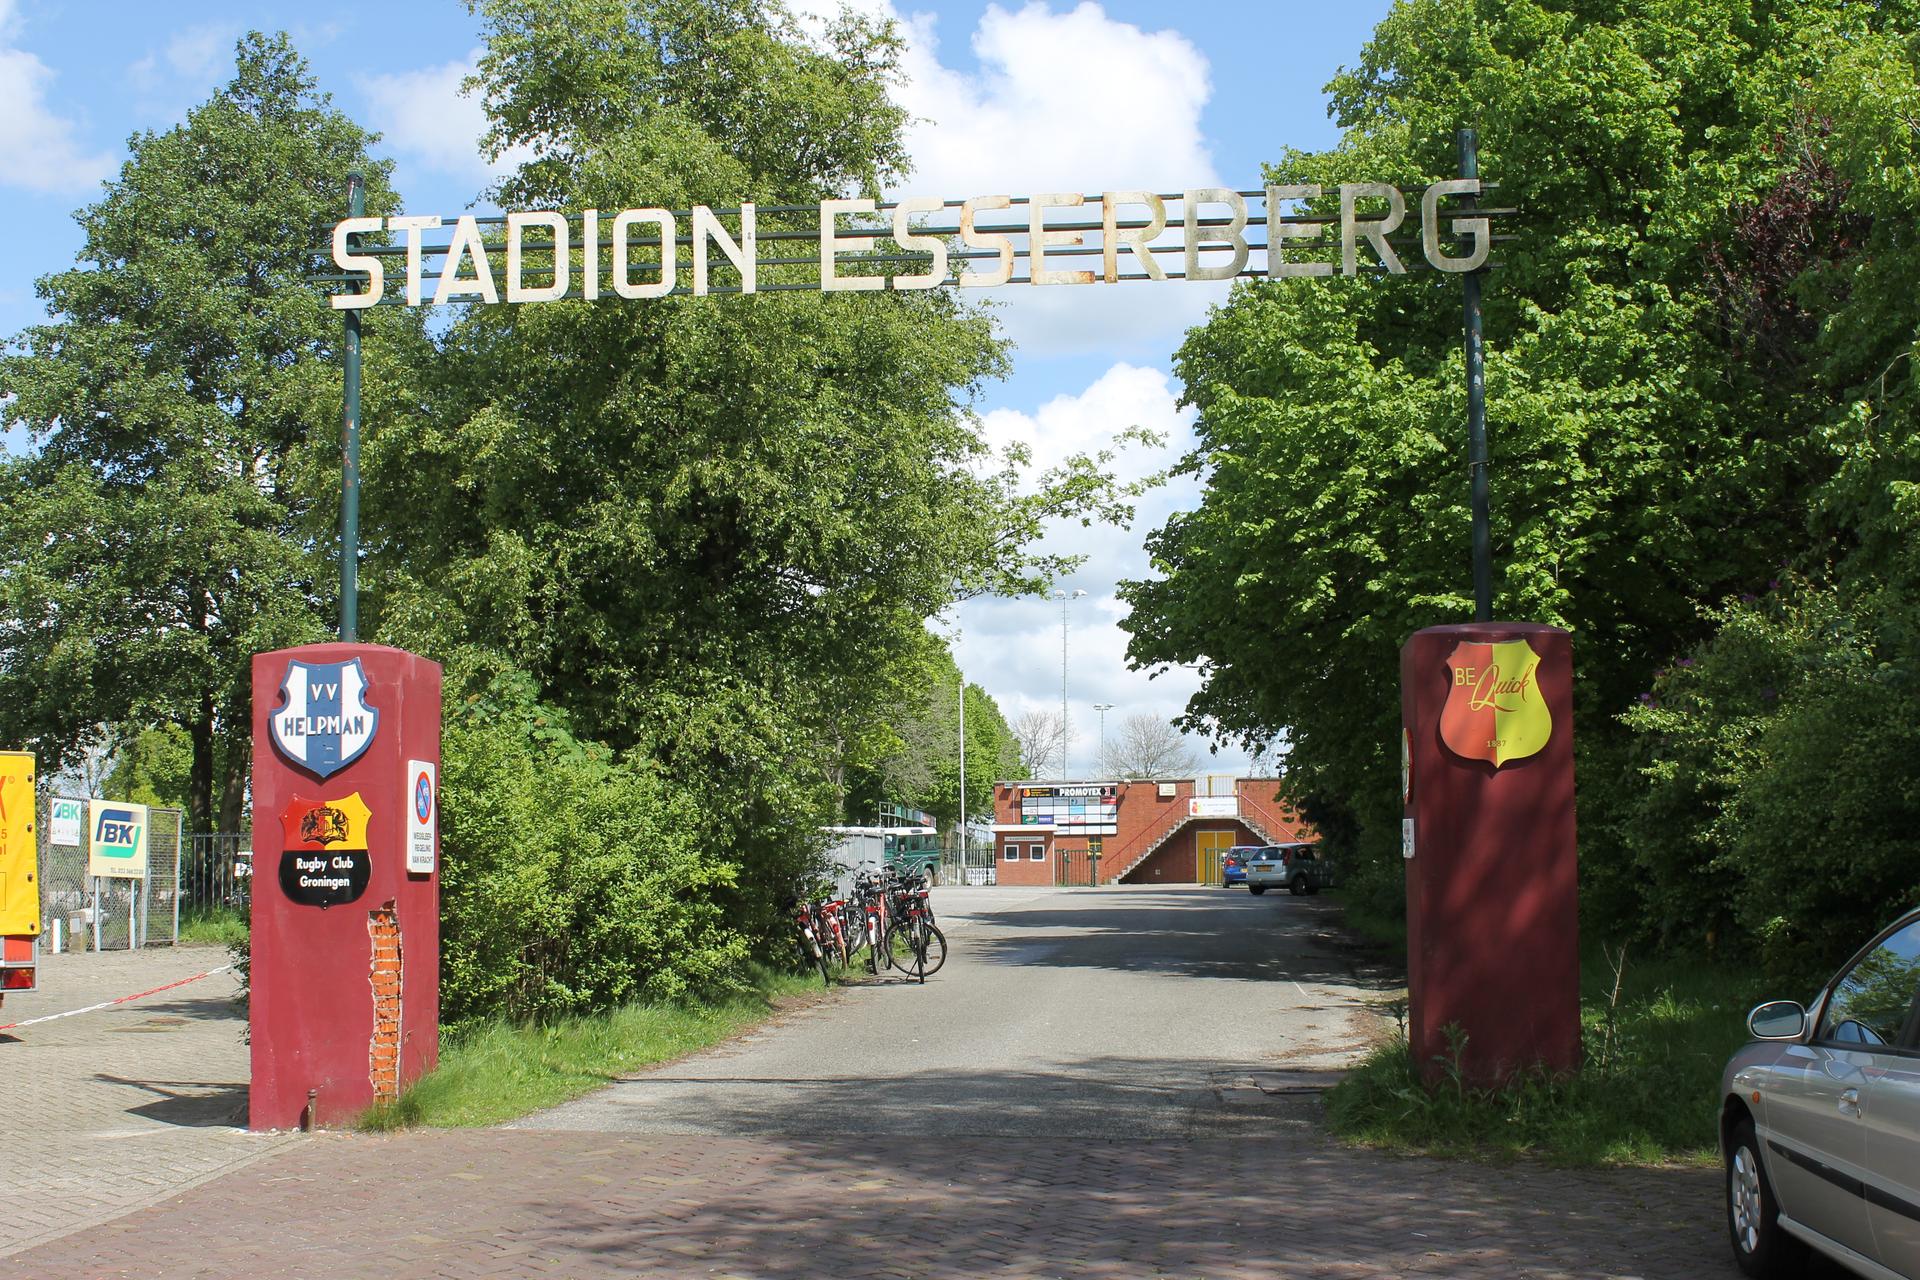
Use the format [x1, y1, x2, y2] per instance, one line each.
[1105, 807, 1196, 883]
[1102, 789, 1303, 884]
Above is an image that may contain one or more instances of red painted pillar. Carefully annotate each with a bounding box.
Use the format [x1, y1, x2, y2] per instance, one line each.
[1401, 622, 1579, 1085]
[249, 643, 441, 1130]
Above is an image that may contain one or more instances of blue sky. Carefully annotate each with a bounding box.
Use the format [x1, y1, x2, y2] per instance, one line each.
[0, 0, 1395, 777]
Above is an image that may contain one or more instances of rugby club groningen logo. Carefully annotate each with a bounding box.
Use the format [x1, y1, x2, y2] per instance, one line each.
[269, 658, 379, 779]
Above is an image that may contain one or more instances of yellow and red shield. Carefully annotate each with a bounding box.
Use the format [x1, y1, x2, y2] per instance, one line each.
[1438, 640, 1552, 767]
[280, 793, 372, 849]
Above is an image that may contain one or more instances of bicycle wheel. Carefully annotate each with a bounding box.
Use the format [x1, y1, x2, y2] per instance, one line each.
[912, 922, 947, 982]
[882, 920, 918, 975]
[805, 926, 832, 986]
[916, 920, 948, 977]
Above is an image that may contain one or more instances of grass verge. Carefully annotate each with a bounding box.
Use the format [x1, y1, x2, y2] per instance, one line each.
[1324, 945, 1779, 1166]
[359, 965, 822, 1130]
[177, 904, 249, 948]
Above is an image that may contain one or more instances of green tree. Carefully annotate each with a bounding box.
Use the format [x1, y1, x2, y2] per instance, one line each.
[841, 631, 1022, 837]
[368, 0, 1126, 913]
[1614, 30, 1920, 972]
[102, 724, 193, 811]
[0, 33, 424, 831]
[1121, 0, 1917, 921]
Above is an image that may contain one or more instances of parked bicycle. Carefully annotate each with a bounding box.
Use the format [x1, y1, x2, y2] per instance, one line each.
[882, 869, 946, 983]
[789, 866, 945, 984]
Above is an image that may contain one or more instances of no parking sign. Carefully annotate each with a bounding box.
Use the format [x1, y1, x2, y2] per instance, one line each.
[406, 760, 435, 874]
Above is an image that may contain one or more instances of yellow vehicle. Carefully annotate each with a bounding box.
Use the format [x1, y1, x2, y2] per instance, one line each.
[0, 753, 40, 1007]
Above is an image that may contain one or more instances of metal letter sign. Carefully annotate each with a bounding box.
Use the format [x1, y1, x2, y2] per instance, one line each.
[269, 658, 379, 779]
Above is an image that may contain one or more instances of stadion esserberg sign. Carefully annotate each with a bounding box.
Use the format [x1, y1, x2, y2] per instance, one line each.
[327, 181, 1496, 309]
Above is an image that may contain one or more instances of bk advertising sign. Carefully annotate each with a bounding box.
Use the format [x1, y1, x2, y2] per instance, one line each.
[87, 800, 149, 879]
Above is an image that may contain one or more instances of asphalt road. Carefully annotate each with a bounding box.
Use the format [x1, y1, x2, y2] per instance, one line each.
[522, 884, 1399, 1140]
[0, 886, 1752, 1279]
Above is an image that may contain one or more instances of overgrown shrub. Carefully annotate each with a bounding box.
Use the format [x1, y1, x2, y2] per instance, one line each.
[437, 672, 752, 1031]
[1617, 579, 1920, 979]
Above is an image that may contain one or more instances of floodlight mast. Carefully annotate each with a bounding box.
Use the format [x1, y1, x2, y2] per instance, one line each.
[1053, 589, 1086, 778]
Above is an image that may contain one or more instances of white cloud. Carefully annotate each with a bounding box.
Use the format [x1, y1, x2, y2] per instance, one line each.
[800, 1, 1232, 356]
[163, 25, 230, 82]
[954, 361, 1252, 776]
[0, 10, 115, 195]
[889, 1, 1215, 196]
[127, 23, 240, 124]
[359, 50, 528, 189]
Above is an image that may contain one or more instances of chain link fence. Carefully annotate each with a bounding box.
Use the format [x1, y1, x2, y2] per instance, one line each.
[34, 793, 183, 950]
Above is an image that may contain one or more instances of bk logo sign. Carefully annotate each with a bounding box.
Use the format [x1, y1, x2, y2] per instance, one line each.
[1438, 639, 1552, 767]
[269, 659, 379, 779]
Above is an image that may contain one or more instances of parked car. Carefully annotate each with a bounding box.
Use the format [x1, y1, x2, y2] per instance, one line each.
[1243, 844, 1334, 896]
[1222, 847, 1253, 886]
[1719, 905, 1920, 1279]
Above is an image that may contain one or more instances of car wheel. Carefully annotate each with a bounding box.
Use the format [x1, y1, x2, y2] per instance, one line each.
[1726, 1117, 1802, 1277]
[1288, 877, 1305, 896]
[1249, 885, 1267, 895]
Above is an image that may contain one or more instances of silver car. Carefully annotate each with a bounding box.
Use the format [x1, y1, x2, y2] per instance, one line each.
[1719, 906, 1920, 1278]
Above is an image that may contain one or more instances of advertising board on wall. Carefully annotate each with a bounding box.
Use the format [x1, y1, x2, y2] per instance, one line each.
[1018, 783, 1119, 837]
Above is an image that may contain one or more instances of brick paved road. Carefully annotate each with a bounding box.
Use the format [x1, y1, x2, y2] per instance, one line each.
[0, 890, 1764, 1278]
[0, 947, 296, 1258]
[0, 1129, 1732, 1279]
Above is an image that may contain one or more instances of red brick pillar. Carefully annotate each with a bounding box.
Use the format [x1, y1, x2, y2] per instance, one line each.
[1401, 623, 1580, 1085]
[368, 904, 403, 1103]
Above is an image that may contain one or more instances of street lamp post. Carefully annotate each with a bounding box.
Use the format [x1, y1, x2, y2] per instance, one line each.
[1053, 589, 1086, 778]
[956, 668, 966, 870]
[1093, 703, 1114, 777]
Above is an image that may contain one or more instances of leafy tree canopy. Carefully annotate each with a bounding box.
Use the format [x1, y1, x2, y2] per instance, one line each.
[370, 0, 1136, 905]
[1121, 0, 1920, 928]
[0, 33, 428, 830]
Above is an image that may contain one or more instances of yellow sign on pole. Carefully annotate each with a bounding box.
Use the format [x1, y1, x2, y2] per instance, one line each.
[0, 753, 40, 936]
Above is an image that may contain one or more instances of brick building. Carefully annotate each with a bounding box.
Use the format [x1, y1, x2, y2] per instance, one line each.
[990, 777, 1314, 886]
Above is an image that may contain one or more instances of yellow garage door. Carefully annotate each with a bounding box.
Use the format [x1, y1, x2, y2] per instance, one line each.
[1196, 830, 1237, 886]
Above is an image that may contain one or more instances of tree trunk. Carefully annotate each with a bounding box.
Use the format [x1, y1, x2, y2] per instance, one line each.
[218, 735, 251, 833]
[189, 689, 215, 833]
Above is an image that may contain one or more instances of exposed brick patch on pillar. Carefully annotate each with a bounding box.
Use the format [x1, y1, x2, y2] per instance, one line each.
[368, 902, 402, 1103]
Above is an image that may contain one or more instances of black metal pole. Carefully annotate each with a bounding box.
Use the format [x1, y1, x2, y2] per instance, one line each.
[1459, 130, 1492, 623]
[341, 171, 364, 642]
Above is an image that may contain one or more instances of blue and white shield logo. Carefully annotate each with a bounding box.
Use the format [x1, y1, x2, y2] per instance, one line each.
[269, 659, 379, 779]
